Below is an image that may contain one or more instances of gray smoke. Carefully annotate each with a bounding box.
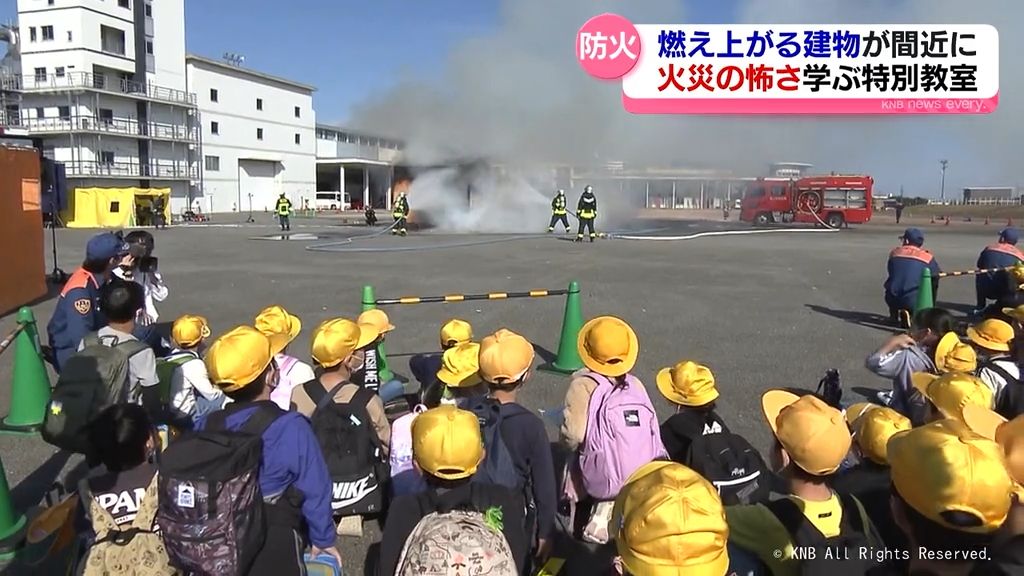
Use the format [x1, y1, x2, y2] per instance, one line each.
[351, 0, 1019, 229]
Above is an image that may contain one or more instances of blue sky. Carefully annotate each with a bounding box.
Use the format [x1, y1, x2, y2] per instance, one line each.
[1, 0, 736, 124]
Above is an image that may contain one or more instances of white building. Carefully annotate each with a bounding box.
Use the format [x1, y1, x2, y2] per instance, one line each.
[315, 125, 402, 210]
[187, 54, 316, 215]
[3, 0, 199, 199]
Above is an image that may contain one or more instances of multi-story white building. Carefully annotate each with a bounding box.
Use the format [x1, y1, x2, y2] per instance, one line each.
[3, 0, 200, 200]
[187, 54, 316, 215]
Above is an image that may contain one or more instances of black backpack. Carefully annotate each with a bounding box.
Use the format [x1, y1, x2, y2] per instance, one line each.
[765, 493, 877, 576]
[304, 380, 388, 517]
[157, 401, 284, 576]
[684, 432, 771, 505]
[468, 397, 523, 490]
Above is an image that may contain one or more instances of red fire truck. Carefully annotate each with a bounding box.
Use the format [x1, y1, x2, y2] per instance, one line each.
[739, 175, 874, 228]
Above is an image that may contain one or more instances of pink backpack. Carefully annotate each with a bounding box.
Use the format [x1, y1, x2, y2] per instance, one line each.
[269, 356, 301, 410]
[390, 405, 427, 496]
[578, 372, 666, 500]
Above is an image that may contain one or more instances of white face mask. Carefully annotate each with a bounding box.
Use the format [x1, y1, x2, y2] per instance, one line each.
[346, 354, 365, 374]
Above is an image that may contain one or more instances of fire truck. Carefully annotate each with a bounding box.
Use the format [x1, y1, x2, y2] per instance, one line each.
[739, 175, 874, 228]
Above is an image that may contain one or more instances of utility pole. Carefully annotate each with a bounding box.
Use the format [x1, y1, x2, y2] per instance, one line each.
[939, 159, 948, 202]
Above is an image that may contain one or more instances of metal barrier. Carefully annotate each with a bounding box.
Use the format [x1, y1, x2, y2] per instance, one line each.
[374, 289, 569, 306]
[937, 266, 1013, 279]
[0, 323, 25, 357]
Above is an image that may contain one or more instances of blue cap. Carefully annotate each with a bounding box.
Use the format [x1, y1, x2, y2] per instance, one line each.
[1000, 227, 1019, 244]
[900, 228, 925, 246]
[86, 232, 130, 262]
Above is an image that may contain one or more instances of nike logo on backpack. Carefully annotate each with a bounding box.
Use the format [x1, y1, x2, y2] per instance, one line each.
[332, 474, 378, 510]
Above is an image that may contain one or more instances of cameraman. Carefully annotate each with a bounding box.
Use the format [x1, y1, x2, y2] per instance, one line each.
[115, 231, 170, 355]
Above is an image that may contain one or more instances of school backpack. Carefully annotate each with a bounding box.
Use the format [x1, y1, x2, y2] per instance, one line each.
[684, 432, 771, 506]
[395, 486, 518, 576]
[578, 372, 667, 501]
[80, 474, 176, 576]
[157, 401, 284, 575]
[389, 405, 427, 497]
[765, 493, 877, 576]
[469, 397, 523, 490]
[42, 333, 149, 454]
[156, 352, 196, 405]
[304, 380, 388, 517]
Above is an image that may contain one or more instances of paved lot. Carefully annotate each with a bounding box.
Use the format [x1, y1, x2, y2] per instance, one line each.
[0, 215, 998, 575]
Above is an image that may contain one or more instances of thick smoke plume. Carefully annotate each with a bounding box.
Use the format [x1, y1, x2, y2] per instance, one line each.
[352, 0, 1020, 231]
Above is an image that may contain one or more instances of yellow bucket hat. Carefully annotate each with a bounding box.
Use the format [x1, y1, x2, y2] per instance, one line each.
[934, 332, 978, 374]
[171, 314, 211, 348]
[205, 326, 275, 393]
[1002, 304, 1024, 323]
[656, 362, 719, 407]
[612, 461, 729, 576]
[254, 305, 302, 356]
[911, 372, 994, 422]
[966, 319, 1014, 353]
[577, 316, 639, 378]
[436, 342, 482, 388]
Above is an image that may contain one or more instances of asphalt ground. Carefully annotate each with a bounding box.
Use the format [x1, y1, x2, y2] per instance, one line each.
[0, 214, 999, 575]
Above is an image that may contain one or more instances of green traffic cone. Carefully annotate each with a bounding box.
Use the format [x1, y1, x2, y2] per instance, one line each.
[361, 285, 376, 313]
[0, 307, 51, 435]
[360, 286, 395, 382]
[0, 455, 26, 560]
[915, 267, 935, 315]
[544, 281, 585, 374]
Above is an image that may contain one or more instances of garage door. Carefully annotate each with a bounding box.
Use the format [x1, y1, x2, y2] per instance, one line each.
[239, 160, 279, 212]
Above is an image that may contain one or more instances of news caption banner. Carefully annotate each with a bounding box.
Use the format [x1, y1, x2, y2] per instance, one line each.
[575, 15, 999, 114]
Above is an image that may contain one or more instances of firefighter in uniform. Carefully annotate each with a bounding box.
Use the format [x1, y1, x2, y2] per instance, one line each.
[575, 185, 598, 242]
[46, 232, 130, 372]
[275, 193, 292, 231]
[392, 192, 410, 236]
[974, 227, 1024, 314]
[884, 228, 942, 328]
[548, 189, 570, 233]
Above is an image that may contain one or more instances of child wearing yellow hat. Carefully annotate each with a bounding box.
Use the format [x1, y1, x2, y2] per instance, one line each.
[966, 318, 1021, 406]
[435, 342, 486, 408]
[164, 314, 229, 425]
[410, 318, 474, 407]
[655, 361, 731, 462]
[254, 305, 316, 410]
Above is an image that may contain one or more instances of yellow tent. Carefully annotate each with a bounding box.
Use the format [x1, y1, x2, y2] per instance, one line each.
[63, 187, 172, 229]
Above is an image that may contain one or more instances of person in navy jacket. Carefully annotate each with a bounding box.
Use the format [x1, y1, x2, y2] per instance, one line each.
[884, 228, 941, 328]
[46, 232, 130, 372]
[975, 228, 1024, 313]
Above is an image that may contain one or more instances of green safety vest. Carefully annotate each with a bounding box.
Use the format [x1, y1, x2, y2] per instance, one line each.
[276, 198, 290, 215]
[552, 196, 566, 215]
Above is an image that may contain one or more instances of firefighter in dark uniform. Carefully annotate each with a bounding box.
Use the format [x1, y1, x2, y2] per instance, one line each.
[575, 185, 597, 242]
[548, 190, 570, 233]
[884, 228, 942, 328]
[974, 227, 1024, 314]
[275, 193, 292, 231]
[46, 232, 130, 372]
[392, 192, 409, 236]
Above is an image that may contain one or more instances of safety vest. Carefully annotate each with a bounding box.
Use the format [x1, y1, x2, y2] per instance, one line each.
[275, 198, 291, 216]
[985, 243, 1024, 262]
[890, 245, 934, 264]
[552, 196, 566, 215]
[393, 197, 408, 218]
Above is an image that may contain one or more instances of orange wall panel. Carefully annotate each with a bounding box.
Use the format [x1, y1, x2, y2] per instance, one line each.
[0, 147, 46, 316]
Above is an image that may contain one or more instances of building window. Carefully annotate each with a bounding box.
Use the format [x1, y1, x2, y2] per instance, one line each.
[29, 27, 36, 42]
[256, 98, 263, 111]
[210, 88, 218, 102]
[67, 31, 72, 41]
[146, 41, 153, 55]
[118, 0, 130, 8]
[42, 26, 54, 41]
[145, 3, 152, 16]
[99, 151, 115, 165]
[204, 155, 220, 171]
[210, 121, 219, 134]
[98, 108, 113, 125]
[34, 67, 46, 82]
[100, 25, 126, 56]
[294, 106, 300, 118]
[256, 128, 264, 140]
[48, 0, 54, 4]
[55, 67, 65, 77]
[294, 133, 301, 145]
[58, 106, 70, 120]
[35, 107, 45, 119]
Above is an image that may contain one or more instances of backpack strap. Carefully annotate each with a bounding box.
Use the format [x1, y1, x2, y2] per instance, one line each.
[306, 379, 350, 417]
[129, 473, 161, 530]
[763, 496, 828, 546]
[206, 400, 282, 434]
[983, 360, 1020, 387]
[113, 338, 150, 359]
[836, 493, 868, 536]
[81, 332, 101, 349]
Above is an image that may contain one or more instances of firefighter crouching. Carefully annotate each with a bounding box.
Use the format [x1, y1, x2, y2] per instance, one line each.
[974, 227, 1024, 315]
[392, 192, 410, 236]
[884, 228, 941, 328]
[548, 189, 570, 233]
[575, 185, 597, 243]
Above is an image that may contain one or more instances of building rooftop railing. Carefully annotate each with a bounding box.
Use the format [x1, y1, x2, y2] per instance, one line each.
[19, 115, 198, 142]
[1, 71, 197, 107]
[63, 159, 198, 180]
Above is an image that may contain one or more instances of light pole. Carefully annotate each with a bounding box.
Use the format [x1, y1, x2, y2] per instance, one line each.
[939, 159, 948, 203]
[246, 192, 254, 223]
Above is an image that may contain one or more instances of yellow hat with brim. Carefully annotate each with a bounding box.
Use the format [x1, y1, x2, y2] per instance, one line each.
[963, 405, 1024, 491]
[577, 316, 639, 378]
[312, 318, 378, 369]
[844, 402, 878, 427]
[172, 314, 211, 348]
[911, 372, 994, 422]
[1002, 305, 1024, 323]
[966, 319, 1014, 353]
[612, 461, 729, 576]
[205, 326, 274, 393]
[761, 390, 852, 476]
[436, 342, 482, 388]
[254, 305, 302, 356]
[888, 419, 1014, 534]
[934, 332, 977, 374]
[478, 329, 534, 385]
[411, 405, 484, 480]
[656, 362, 719, 407]
[440, 319, 473, 349]
[357, 309, 395, 335]
[852, 406, 911, 466]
